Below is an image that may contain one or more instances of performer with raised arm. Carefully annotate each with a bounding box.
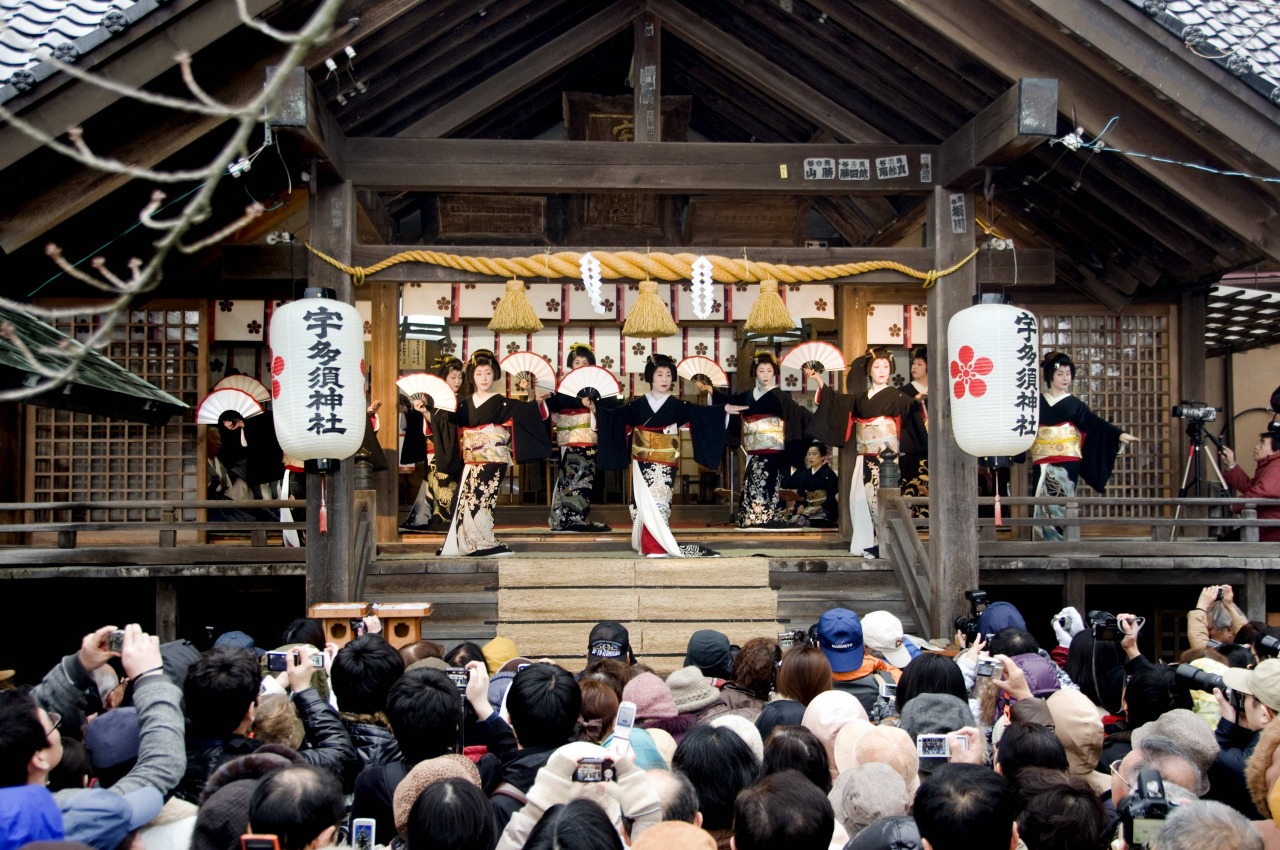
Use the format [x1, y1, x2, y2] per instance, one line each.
[1030, 351, 1139, 541]
[430, 350, 552, 557]
[696, 350, 811, 528]
[780, 440, 839, 528]
[585, 353, 748, 558]
[400, 356, 466, 533]
[805, 346, 926, 559]
[546, 343, 612, 533]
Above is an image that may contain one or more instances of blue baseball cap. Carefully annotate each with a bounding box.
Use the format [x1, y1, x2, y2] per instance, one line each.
[977, 601, 1026, 639]
[815, 608, 865, 673]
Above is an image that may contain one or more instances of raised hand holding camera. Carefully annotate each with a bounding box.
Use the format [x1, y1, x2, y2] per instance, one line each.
[285, 647, 316, 693]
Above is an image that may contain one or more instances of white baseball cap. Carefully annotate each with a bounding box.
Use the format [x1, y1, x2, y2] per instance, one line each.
[861, 611, 914, 668]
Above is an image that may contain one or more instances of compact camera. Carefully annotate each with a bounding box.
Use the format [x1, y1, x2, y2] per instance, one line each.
[107, 629, 126, 653]
[877, 678, 898, 700]
[266, 650, 325, 672]
[445, 667, 470, 691]
[916, 733, 967, 759]
[573, 757, 616, 782]
[777, 630, 808, 651]
[975, 656, 1004, 678]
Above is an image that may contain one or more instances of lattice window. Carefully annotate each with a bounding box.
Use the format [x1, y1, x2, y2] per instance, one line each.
[1037, 310, 1174, 518]
[28, 307, 203, 521]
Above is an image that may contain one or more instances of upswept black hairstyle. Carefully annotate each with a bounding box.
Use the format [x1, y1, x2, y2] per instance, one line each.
[1041, 351, 1075, 384]
[910, 346, 928, 365]
[466, 349, 502, 382]
[565, 343, 596, 368]
[863, 346, 896, 377]
[749, 350, 780, 381]
[643, 353, 678, 385]
[435, 356, 465, 380]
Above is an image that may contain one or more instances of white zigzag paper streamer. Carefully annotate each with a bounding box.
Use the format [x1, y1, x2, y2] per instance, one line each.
[690, 255, 714, 319]
[580, 252, 604, 315]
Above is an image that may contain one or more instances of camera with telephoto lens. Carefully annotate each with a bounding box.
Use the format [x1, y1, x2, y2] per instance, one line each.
[1119, 768, 1173, 850]
[1259, 635, 1280, 658]
[777, 629, 808, 651]
[1171, 400, 1221, 423]
[1173, 663, 1237, 710]
[953, 589, 990, 644]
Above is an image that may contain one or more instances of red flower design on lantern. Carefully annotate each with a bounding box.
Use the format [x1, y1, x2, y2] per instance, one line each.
[950, 345, 993, 399]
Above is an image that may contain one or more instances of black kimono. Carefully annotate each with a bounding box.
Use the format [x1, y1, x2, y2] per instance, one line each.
[711, 386, 811, 528]
[546, 394, 613, 532]
[781, 462, 839, 528]
[596, 394, 731, 557]
[438, 394, 551, 557]
[400, 404, 462, 532]
[901, 381, 930, 517]
[1028, 392, 1124, 541]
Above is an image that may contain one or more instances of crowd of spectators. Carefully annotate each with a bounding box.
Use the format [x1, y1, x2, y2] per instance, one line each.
[3, 582, 1280, 850]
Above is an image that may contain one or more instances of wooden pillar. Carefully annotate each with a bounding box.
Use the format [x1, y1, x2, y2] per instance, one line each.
[155, 579, 178, 643]
[306, 163, 357, 606]
[633, 12, 661, 143]
[925, 185, 978, 638]
[371, 280, 400, 543]
[837, 285, 869, 541]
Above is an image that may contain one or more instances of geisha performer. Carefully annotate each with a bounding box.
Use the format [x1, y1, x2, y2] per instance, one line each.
[1030, 351, 1139, 541]
[435, 350, 552, 557]
[780, 440, 839, 528]
[586, 354, 747, 558]
[546, 343, 612, 533]
[806, 346, 926, 558]
[400, 357, 466, 533]
[900, 346, 930, 517]
[697, 351, 811, 528]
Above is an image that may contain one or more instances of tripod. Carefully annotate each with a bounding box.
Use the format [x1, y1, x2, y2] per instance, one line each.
[1171, 419, 1230, 541]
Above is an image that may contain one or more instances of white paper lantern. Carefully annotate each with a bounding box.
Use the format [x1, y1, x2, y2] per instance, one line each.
[269, 288, 367, 471]
[947, 302, 1040, 457]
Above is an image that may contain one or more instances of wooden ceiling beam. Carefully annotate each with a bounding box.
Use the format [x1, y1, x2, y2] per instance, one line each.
[223, 242, 1053, 285]
[648, 0, 892, 143]
[400, 0, 641, 138]
[665, 54, 811, 142]
[633, 11, 661, 143]
[887, 0, 1280, 262]
[301, 0, 450, 74]
[270, 67, 349, 177]
[938, 79, 1057, 188]
[343, 138, 940, 193]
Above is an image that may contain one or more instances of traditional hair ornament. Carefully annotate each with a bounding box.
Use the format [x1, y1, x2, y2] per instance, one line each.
[579, 252, 605, 315]
[1041, 350, 1075, 384]
[690, 255, 715, 320]
[622, 279, 678, 338]
[488, 278, 543, 332]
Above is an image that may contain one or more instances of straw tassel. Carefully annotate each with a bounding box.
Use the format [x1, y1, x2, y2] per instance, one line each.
[488, 278, 543, 332]
[622, 280, 678, 338]
[742, 278, 796, 335]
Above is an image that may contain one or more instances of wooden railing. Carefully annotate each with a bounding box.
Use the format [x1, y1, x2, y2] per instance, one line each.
[877, 489, 933, 637]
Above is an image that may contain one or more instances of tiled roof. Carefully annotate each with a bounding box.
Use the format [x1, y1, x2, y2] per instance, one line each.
[1125, 0, 1280, 108]
[0, 0, 152, 102]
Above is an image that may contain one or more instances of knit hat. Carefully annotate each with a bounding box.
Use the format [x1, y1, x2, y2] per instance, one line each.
[829, 762, 910, 837]
[191, 780, 256, 850]
[631, 821, 717, 850]
[861, 612, 913, 669]
[391, 754, 482, 837]
[1131, 708, 1219, 774]
[666, 666, 721, 713]
[831, 716, 874, 772]
[815, 608, 865, 673]
[803, 690, 868, 768]
[684, 630, 734, 679]
[976, 601, 1027, 639]
[710, 714, 764, 763]
[647, 727, 678, 767]
[755, 699, 806, 741]
[851, 725, 920, 791]
[483, 637, 519, 675]
[624, 672, 678, 721]
[83, 708, 140, 770]
[843, 815, 922, 850]
[898, 693, 974, 773]
[588, 621, 635, 664]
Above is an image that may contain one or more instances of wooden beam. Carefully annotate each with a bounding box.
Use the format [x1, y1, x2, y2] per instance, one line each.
[401, 0, 641, 138]
[223, 243, 1055, 285]
[887, 0, 1280, 264]
[925, 185, 979, 638]
[938, 79, 1058, 188]
[301, 0, 439, 72]
[649, 0, 893, 143]
[269, 66, 349, 178]
[633, 11, 661, 143]
[305, 164, 357, 605]
[1030, 0, 1280, 174]
[344, 138, 939, 194]
[837, 285, 869, 541]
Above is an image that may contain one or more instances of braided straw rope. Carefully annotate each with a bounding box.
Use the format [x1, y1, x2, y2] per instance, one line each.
[304, 246, 978, 289]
